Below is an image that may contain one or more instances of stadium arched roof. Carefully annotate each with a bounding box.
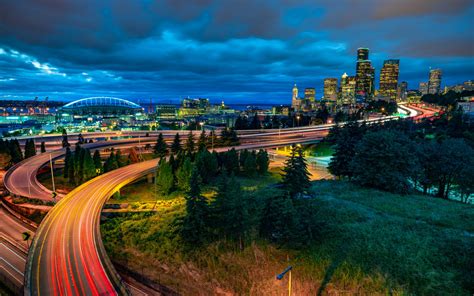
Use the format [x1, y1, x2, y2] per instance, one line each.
[62, 97, 141, 109]
[60, 97, 143, 116]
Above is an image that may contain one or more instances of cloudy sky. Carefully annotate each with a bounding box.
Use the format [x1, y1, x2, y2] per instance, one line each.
[0, 0, 473, 104]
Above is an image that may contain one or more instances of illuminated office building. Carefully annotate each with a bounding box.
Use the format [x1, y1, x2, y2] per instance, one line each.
[291, 84, 302, 110]
[340, 73, 357, 104]
[419, 82, 429, 95]
[379, 59, 399, 100]
[324, 78, 338, 103]
[397, 81, 408, 101]
[428, 68, 442, 95]
[304, 88, 315, 102]
[355, 48, 375, 99]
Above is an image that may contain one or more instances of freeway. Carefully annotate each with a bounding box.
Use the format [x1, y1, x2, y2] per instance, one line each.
[24, 137, 337, 295]
[10, 104, 424, 294]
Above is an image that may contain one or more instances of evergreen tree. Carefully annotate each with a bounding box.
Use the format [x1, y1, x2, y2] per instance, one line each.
[153, 133, 168, 157]
[281, 145, 311, 198]
[63, 147, 72, 178]
[82, 149, 96, 182]
[171, 133, 182, 154]
[211, 175, 250, 250]
[250, 115, 261, 129]
[256, 149, 269, 175]
[197, 130, 207, 151]
[93, 150, 102, 174]
[156, 159, 174, 195]
[350, 130, 419, 194]
[223, 149, 239, 175]
[243, 150, 257, 177]
[61, 128, 70, 148]
[195, 149, 218, 183]
[103, 151, 118, 173]
[40, 141, 46, 153]
[228, 128, 240, 146]
[260, 194, 300, 245]
[115, 149, 126, 167]
[24, 139, 37, 159]
[77, 133, 85, 144]
[176, 157, 193, 192]
[185, 131, 195, 155]
[10, 139, 23, 163]
[182, 168, 209, 246]
[67, 153, 75, 185]
[234, 116, 248, 130]
[208, 130, 218, 150]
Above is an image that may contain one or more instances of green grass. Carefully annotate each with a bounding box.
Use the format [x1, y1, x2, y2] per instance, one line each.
[308, 141, 334, 157]
[101, 179, 474, 295]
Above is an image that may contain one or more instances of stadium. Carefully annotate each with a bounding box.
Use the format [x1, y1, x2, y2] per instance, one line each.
[58, 97, 145, 124]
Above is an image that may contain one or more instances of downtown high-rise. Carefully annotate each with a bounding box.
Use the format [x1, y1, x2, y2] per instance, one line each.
[323, 78, 338, 103]
[355, 48, 375, 100]
[428, 68, 442, 95]
[379, 59, 400, 101]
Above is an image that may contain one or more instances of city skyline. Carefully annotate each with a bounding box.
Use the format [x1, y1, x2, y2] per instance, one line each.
[0, 0, 473, 103]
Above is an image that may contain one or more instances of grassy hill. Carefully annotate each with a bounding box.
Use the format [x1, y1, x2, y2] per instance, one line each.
[101, 179, 474, 295]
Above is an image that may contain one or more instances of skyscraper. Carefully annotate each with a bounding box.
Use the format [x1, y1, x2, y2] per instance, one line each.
[291, 84, 302, 110]
[379, 59, 400, 101]
[355, 48, 375, 100]
[304, 88, 315, 102]
[419, 82, 428, 95]
[324, 78, 338, 103]
[397, 81, 408, 101]
[428, 68, 442, 95]
[340, 72, 356, 104]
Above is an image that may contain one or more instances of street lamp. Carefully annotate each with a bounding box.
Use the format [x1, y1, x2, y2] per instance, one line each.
[199, 121, 204, 130]
[296, 115, 300, 127]
[276, 265, 293, 296]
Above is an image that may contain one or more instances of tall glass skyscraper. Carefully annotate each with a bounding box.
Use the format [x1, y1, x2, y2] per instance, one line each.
[323, 78, 338, 103]
[379, 59, 400, 101]
[428, 69, 442, 95]
[355, 48, 375, 100]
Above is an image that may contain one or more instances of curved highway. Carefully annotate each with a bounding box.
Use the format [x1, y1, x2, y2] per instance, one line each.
[10, 104, 426, 294]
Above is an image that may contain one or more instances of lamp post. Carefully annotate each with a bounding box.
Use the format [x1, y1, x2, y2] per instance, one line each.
[199, 121, 204, 131]
[296, 115, 300, 127]
[276, 265, 293, 296]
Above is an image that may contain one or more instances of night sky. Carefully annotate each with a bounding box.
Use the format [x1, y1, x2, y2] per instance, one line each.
[0, 0, 473, 104]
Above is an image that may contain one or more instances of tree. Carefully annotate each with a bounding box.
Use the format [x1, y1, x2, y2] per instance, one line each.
[171, 133, 182, 154]
[40, 141, 46, 153]
[256, 149, 269, 175]
[64, 147, 72, 178]
[153, 133, 168, 157]
[281, 145, 311, 198]
[156, 159, 174, 195]
[103, 151, 118, 173]
[24, 139, 37, 159]
[195, 149, 218, 183]
[328, 120, 367, 179]
[182, 168, 209, 246]
[222, 149, 239, 175]
[127, 147, 140, 164]
[250, 115, 261, 129]
[82, 149, 96, 182]
[243, 151, 257, 177]
[208, 130, 218, 150]
[93, 150, 102, 174]
[422, 138, 474, 199]
[197, 130, 207, 151]
[185, 131, 195, 155]
[350, 130, 419, 194]
[176, 157, 193, 192]
[67, 150, 75, 185]
[234, 116, 248, 130]
[9, 139, 23, 164]
[77, 133, 85, 144]
[61, 128, 70, 148]
[115, 149, 126, 167]
[211, 175, 250, 250]
[260, 194, 300, 245]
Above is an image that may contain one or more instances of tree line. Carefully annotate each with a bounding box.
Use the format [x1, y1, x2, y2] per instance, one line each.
[180, 145, 316, 250]
[328, 106, 474, 202]
[0, 138, 47, 169]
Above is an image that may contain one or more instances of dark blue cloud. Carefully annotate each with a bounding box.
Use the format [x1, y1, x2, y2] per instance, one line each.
[0, 0, 472, 104]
